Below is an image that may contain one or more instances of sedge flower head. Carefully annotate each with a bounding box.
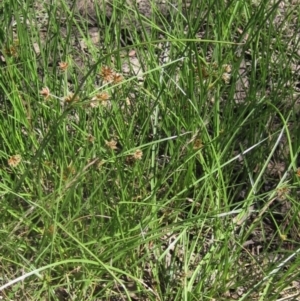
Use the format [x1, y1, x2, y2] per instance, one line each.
[222, 64, 232, 73]
[96, 159, 105, 170]
[133, 149, 143, 160]
[276, 186, 290, 200]
[193, 139, 203, 150]
[112, 73, 124, 84]
[126, 149, 143, 165]
[222, 64, 232, 84]
[64, 93, 79, 104]
[5, 40, 19, 57]
[8, 154, 22, 167]
[222, 72, 231, 84]
[40, 87, 51, 99]
[105, 139, 118, 150]
[100, 66, 114, 82]
[87, 135, 95, 143]
[58, 61, 69, 71]
[90, 92, 110, 107]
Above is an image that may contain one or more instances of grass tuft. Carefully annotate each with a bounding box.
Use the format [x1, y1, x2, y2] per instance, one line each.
[0, 0, 299, 300]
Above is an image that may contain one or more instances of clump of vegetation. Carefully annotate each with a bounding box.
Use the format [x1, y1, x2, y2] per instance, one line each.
[0, 0, 299, 300]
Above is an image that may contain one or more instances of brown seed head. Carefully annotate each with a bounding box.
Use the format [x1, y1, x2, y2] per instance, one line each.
[8, 154, 22, 167]
[64, 93, 79, 103]
[87, 135, 95, 143]
[59, 61, 69, 71]
[112, 73, 124, 84]
[105, 139, 118, 150]
[222, 72, 231, 84]
[193, 139, 203, 150]
[91, 92, 110, 107]
[223, 64, 232, 73]
[100, 66, 114, 82]
[40, 87, 51, 99]
[133, 149, 143, 160]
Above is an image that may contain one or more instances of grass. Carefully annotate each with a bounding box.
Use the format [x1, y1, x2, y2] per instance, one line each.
[0, 0, 299, 300]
